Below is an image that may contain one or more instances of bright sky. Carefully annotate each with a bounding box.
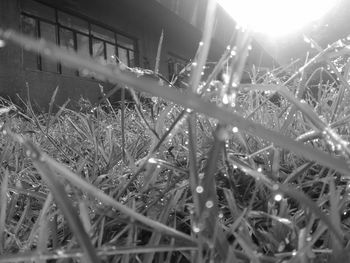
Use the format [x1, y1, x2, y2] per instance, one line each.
[217, 0, 339, 37]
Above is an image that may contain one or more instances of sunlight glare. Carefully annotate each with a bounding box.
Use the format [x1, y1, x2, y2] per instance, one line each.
[217, 0, 338, 37]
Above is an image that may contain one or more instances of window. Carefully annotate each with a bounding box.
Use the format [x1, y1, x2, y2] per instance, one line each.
[168, 53, 188, 81]
[20, 0, 138, 77]
[21, 15, 37, 69]
[40, 21, 57, 72]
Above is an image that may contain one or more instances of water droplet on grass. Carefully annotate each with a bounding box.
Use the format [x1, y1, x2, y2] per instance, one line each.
[148, 158, 157, 164]
[205, 200, 214, 208]
[274, 194, 283, 202]
[196, 186, 204, 193]
[192, 225, 201, 233]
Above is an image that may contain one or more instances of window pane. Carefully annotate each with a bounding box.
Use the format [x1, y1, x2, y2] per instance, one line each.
[106, 43, 117, 65]
[91, 24, 115, 43]
[117, 47, 128, 66]
[21, 15, 37, 36]
[58, 11, 89, 34]
[21, 0, 55, 22]
[92, 38, 105, 62]
[40, 22, 57, 72]
[117, 34, 134, 50]
[59, 28, 76, 75]
[21, 15, 37, 69]
[77, 34, 90, 56]
[129, 51, 135, 67]
[77, 34, 90, 76]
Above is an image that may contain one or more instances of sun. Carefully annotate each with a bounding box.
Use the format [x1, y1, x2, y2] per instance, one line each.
[217, 0, 339, 37]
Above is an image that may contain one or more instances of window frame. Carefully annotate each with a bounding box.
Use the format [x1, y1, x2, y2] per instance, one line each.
[20, 0, 139, 77]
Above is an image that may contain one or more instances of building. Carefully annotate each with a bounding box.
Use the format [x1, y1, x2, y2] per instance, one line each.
[0, 0, 274, 110]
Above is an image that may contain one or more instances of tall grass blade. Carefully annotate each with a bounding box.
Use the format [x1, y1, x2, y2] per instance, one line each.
[0, 169, 9, 254]
[189, 0, 216, 92]
[19, 139, 101, 263]
[155, 29, 164, 74]
[46, 86, 59, 133]
[0, 245, 198, 263]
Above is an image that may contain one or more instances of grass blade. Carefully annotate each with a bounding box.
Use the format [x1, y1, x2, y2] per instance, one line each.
[19, 139, 101, 263]
[9, 133, 196, 244]
[0, 169, 9, 254]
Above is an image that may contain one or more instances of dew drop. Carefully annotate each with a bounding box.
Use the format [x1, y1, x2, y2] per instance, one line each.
[205, 200, 214, 208]
[222, 94, 229, 104]
[274, 193, 283, 202]
[257, 167, 263, 173]
[196, 186, 204, 193]
[232, 127, 238, 133]
[192, 225, 201, 233]
[148, 158, 157, 164]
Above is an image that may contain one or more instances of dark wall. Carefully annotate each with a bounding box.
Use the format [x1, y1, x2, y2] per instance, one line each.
[0, 0, 211, 110]
[0, 0, 22, 104]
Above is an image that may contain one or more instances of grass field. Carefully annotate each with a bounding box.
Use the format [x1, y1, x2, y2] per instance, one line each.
[1, 2, 350, 263]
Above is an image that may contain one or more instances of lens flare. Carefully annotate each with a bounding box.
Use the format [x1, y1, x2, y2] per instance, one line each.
[217, 0, 338, 37]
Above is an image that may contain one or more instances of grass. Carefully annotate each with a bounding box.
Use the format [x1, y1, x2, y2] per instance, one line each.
[1, 1, 350, 262]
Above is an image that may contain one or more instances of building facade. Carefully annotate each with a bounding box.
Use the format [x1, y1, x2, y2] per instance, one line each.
[0, 0, 273, 110]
